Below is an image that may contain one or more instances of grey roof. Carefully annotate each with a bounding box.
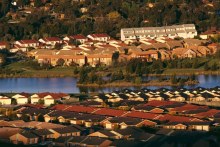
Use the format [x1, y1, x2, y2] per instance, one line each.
[32, 129, 53, 136]
[20, 131, 39, 138]
[52, 127, 80, 134]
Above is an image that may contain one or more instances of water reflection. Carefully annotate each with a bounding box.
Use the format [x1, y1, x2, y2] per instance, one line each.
[0, 75, 219, 93]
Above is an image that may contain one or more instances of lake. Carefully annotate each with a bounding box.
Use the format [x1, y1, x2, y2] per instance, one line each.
[0, 75, 220, 93]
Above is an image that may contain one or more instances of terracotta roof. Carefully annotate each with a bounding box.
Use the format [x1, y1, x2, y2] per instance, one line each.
[18, 39, 39, 44]
[158, 114, 202, 122]
[123, 111, 160, 120]
[51, 104, 97, 113]
[194, 109, 220, 119]
[93, 108, 127, 117]
[89, 33, 110, 38]
[171, 104, 208, 113]
[0, 41, 8, 46]
[144, 100, 179, 107]
[33, 93, 69, 99]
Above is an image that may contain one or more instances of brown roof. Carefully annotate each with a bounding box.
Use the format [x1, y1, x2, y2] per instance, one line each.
[19, 40, 39, 44]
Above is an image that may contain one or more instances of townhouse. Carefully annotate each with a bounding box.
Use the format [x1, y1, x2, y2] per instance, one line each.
[63, 34, 88, 44]
[14, 39, 39, 48]
[0, 41, 8, 49]
[39, 37, 62, 48]
[87, 33, 111, 42]
[121, 24, 197, 41]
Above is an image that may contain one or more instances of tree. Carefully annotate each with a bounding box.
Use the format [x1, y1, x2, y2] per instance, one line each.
[34, 0, 43, 7]
[56, 58, 65, 66]
[38, 114, 45, 122]
[171, 74, 178, 84]
[38, 99, 44, 104]
[134, 77, 142, 84]
[78, 67, 89, 84]
[112, 51, 119, 65]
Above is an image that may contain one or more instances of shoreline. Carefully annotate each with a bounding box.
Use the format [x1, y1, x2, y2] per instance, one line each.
[0, 70, 220, 78]
[77, 80, 199, 88]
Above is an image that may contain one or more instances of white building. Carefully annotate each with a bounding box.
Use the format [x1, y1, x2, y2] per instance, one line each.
[87, 34, 111, 42]
[120, 24, 197, 41]
[14, 40, 39, 48]
[0, 96, 11, 105]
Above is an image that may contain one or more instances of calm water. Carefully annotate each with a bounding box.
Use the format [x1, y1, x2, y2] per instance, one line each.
[0, 75, 220, 93]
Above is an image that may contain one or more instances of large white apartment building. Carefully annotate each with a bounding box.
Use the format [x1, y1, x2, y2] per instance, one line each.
[121, 24, 197, 41]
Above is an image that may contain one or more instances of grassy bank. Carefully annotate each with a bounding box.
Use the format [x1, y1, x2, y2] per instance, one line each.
[1, 58, 220, 78]
[77, 80, 199, 88]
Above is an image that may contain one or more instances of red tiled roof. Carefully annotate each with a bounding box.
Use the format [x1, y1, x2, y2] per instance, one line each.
[158, 114, 202, 122]
[0, 41, 8, 46]
[34, 92, 68, 99]
[65, 105, 97, 113]
[194, 109, 220, 119]
[93, 108, 127, 117]
[90, 33, 110, 38]
[144, 100, 179, 107]
[171, 104, 208, 113]
[123, 111, 160, 120]
[19, 40, 39, 44]
[50, 104, 72, 110]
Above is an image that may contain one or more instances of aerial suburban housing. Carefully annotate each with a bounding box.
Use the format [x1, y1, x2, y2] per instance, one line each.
[0, 0, 220, 147]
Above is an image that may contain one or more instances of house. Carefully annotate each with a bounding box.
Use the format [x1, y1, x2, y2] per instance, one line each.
[39, 37, 62, 46]
[44, 98, 55, 106]
[199, 28, 220, 40]
[0, 96, 11, 105]
[110, 127, 155, 141]
[12, 94, 29, 105]
[102, 117, 148, 130]
[32, 129, 54, 142]
[183, 39, 206, 48]
[49, 126, 81, 139]
[87, 33, 111, 42]
[14, 40, 39, 48]
[158, 50, 172, 60]
[0, 41, 8, 49]
[63, 34, 88, 44]
[172, 48, 199, 58]
[88, 130, 118, 139]
[163, 121, 210, 131]
[0, 127, 21, 140]
[10, 131, 39, 145]
[186, 121, 211, 131]
[163, 122, 187, 130]
[87, 54, 112, 67]
[166, 40, 183, 50]
[130, 48, 158, 61]
[67, 136, 112, 147]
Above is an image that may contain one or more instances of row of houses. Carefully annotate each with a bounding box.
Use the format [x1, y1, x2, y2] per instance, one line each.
[28, 41, 218, 67]
[121, 24, 197, 41]
[15, 103, 213, 133]
[90, 87, 220, 104]
[0, 33, 111, 52]
[0, 119, 167, 146]
[0, 92, 70, 106]
[1, 94, 220, 146]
